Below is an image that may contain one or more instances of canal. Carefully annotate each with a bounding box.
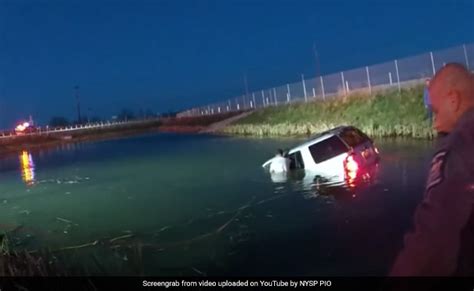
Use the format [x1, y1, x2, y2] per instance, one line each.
[0, 133, 434, 276]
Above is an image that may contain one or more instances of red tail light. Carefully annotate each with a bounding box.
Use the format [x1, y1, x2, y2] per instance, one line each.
[344, 154, 359, 180]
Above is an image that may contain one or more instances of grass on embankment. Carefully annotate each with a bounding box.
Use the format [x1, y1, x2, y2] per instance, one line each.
[221, 86, 436, 139]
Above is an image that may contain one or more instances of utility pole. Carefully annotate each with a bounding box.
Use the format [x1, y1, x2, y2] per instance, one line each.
[88, 107, 92, 123]
[243, 73, 249, 109]
[313, 42, 321, 81]
[75, 85, 81, 124]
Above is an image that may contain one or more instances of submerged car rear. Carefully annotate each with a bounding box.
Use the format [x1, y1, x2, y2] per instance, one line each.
[337, 127, 380, 183]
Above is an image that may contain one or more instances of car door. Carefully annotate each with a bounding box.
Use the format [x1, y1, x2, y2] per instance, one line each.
[307, 135, 349, 180]
[288, 150, 305, 170]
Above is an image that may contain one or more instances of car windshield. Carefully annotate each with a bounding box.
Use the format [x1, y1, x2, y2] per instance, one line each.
[308, 135, 348, 163]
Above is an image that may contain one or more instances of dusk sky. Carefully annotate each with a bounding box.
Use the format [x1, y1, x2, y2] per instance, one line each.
[0, 0, 473, 128]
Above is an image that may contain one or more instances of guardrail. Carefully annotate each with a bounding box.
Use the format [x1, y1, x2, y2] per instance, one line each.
[0, 118, 162, 140]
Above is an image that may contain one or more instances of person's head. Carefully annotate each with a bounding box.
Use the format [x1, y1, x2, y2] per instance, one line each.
[276, 149, 283, 157]
[425, 78, 430, 86]
[429, 63, 474, 133]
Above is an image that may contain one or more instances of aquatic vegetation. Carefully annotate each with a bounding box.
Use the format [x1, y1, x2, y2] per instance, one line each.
[0, 193, 289, 277]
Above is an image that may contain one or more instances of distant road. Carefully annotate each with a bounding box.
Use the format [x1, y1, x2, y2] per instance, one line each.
[0, 112, 249, 156]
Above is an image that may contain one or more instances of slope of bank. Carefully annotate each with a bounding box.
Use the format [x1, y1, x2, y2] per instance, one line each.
[221, 86, 436, 139]
[199, 111, 254, 133]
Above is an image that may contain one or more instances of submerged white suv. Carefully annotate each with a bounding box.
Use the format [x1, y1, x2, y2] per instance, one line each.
[263, 126, 380, 185]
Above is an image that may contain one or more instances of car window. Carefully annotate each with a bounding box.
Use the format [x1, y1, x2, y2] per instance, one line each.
[288, 151, 304, 169]
[309, 135, 348, 163]
[338, 128, 371, 147]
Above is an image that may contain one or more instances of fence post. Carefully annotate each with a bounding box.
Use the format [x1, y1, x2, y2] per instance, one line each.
[341, 72, 346, 96]
[273, 88, 278, 105]
[312, 88, 316, 98]
[261, 90, 265, 107]
[463, 44, 470, 70]
[389, 72, 393, 85]
[430, 51, 436, 76]
[394, 60, 401, 93]
[252, 93, 256, 109]
[366, 66, 372, 94]
[320, 76, 325, 100]
[302, 74, 307, 102]
[286, 84, 291, 103]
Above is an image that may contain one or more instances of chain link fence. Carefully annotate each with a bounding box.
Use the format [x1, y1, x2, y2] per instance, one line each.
[178, 43, 473, 117]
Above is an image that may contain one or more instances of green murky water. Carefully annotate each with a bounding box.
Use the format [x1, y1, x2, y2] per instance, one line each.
[0, 133, 433, 276]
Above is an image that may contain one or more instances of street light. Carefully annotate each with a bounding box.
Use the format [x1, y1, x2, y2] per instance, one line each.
[74, 85, 82, 124]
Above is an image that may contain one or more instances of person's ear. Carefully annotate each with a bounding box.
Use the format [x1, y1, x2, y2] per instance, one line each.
[448, 90, 461, 112]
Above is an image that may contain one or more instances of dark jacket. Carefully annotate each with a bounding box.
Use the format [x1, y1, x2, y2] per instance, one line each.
[390, 108, 474, 276]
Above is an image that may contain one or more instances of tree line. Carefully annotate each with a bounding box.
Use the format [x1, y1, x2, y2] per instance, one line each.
[48, 108, 178, 127]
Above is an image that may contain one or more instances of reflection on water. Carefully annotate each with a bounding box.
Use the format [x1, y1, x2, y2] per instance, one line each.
[268, 163, 381, 201]
[19, 150, 35, 186]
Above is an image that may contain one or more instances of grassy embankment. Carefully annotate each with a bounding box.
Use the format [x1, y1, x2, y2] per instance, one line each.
[221, 86, 436, 139]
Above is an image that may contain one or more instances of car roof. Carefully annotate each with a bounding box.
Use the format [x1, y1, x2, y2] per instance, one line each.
[308, 125, 352, 139]
[288, 125, 354, 154]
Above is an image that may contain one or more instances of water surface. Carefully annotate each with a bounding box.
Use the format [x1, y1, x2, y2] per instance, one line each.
[0, 133, 434, 276]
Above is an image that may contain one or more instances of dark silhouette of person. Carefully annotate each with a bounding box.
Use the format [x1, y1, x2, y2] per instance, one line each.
[423, 78, 433, 124]
[390, 63, 474, 276]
